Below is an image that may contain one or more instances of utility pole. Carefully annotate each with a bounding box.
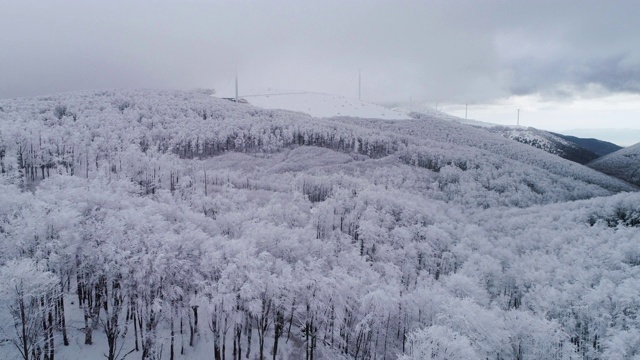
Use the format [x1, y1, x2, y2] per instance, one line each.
[465, 103, 468, 119]
[358, 69, 361, 101]
[517, 108, 520, 126]
[235, 70, 239, 103]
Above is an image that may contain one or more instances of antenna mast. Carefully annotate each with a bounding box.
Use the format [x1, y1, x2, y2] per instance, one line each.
[358, 69, 361, 101]
[235, 70, 239, 103]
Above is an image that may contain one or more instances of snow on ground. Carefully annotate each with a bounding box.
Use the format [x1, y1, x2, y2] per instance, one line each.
[231, 89, 505, 126]
[400, 104, 499, 127]
[4, 291, 298, 360]
[215, 85, 502, 127]
[242, 91, 411, 120]
[490, 126, 577, 153]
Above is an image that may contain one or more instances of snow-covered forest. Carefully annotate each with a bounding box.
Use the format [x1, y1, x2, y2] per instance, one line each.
[484, 126, 601, 165]
[589, 142, 640, 187]
[0, 90, 639, 360]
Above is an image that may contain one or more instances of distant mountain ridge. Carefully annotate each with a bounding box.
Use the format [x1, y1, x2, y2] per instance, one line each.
[562, 128, 640, 147]
[551, 133, 622, 157]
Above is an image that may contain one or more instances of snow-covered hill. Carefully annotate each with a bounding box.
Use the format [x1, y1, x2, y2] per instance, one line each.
[216, 90, 613, 167]
[343, 113, 634, 195]
[1, 90, 639, 360]
[218, 89, 500, 128]
[588, 142, 640, 186]
[406, 104, 499, 128]
[242, 92, 411, 120]
[215, 87, 412, 120]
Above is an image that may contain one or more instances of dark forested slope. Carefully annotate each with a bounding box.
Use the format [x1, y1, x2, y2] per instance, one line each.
[551, 132, 622, 157]
[588, 142, 640, 187]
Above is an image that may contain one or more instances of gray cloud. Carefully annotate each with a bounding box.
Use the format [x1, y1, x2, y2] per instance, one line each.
[502, 47, 640, 98]
[582, 55, 640, 93]
[0, 0, 638, 104]
[489, 0, 640, 99]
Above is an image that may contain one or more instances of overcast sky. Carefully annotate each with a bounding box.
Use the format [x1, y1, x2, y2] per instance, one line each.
[1, 0, 639, 143]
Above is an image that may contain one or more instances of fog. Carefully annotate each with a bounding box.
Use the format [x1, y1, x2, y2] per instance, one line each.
[1, 0, 639, 136]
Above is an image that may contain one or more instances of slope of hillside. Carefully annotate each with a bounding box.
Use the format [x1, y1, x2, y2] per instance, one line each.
[243, 92, 610, 168]
[551, 132, 622, 157]
[341, 114, 635, 195]
[407, 106, 499, 127]
[226, 91, 411, 120]
[1, 90, 639, 360]
[588, 142, 640, 186]
[226, 90, 500, 128]
[0, 90, 633, 203]
[487, 126, 600, 164]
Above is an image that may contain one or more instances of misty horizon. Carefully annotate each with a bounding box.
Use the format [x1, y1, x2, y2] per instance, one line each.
[1, 0, 639, 143]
